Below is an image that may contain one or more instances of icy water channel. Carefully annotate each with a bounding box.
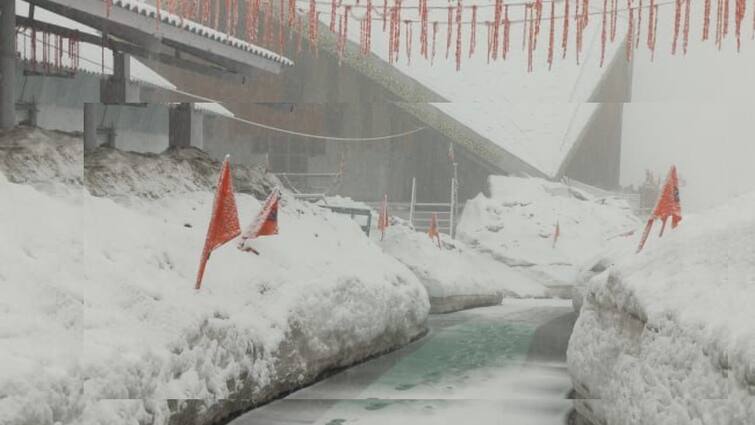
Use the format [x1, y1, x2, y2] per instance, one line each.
[232, 299, 577, 425]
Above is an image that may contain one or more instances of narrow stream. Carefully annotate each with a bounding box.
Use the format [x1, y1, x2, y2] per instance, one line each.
[231, 299, 577, 425]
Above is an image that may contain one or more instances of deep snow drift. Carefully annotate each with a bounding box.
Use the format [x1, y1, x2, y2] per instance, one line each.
[0, 128, 429, 425]
[457, 176, 639, 291]
[568, 193, 755, 424]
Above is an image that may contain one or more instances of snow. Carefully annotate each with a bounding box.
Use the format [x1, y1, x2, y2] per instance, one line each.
[192, 102, 235, 118]
[378, 219, 547, 301]
[457, 176, 640, 287]
[0, 130, 428, 425]
[325, 1, 624, 176]
[567, 192, 755, 424]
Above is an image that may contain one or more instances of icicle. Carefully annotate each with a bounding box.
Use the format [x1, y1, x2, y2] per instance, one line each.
[636, 0, 643, 48]
[455, 1, 462, 71]
[309, 0, 317, 50]
[289, 0, 296, 27]
[611, 0, 618, 41]
[683, 0, 691, 53]
[470, 5, 477, 57]
[527, 4, 534, 72]
[648, 0, 655, 48]
[406, 21, 413, 64]
[266, 0, 274, 47]
[492, 0, 502, 60]
[366, 0, 373, 55]
[704, 0, 712, 40]
[383, 0, 388, 31]
[446, 6, 453, 59]
[432, 21, 439, 65]
[503, 4, 510, 59]
[215, 0, 221, 29]
[672, 0, 682, 54]
[601, 0, 607, 66]
[331, 0, 338, 32]
[548, 1, 555, 70]
[297, 16, 304, 54]
[650, 4, 658, 62]
[279, 0, 285, 55]
[487, 21, 493, 63]
[575, 1, 583, 63]
[534, 0, 543, 50]
[627, 0, 634, 62]
[420, 0, 429, 58]
[735, 0, 746, 50]
[562, 0, 570, 58]
[523, 4, 529, 52]
[716, 0, 723, 48]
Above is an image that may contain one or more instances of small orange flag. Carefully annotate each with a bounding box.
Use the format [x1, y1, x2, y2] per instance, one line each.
[238, 188, 281, 253]
[378, 194, 389, 240]
[428, 212, 441, 248]
[195, 157, 241, 289]
[637, 166, 682, 253]
[552, 221, 560, 248]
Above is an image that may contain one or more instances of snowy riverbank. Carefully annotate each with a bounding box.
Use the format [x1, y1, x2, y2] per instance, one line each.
[0, 128, 429, 425]
[457, 176, 639, 290]
[567, 192, 755, 424]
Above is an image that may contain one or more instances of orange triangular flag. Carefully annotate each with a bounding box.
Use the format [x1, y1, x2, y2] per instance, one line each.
[637, 165, 682, 253]
[195, 157, 241, 289]
[378, 194, 389, 240]
[552, 220, 560, 248]
[238, 188, 281, 253]
[428, 212, 441, 248]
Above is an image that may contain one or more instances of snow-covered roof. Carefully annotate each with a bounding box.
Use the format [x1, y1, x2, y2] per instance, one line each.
[326, 1, 624, 177]
[112, 0, 293, 67]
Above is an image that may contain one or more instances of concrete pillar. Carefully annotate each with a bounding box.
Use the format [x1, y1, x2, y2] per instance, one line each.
[83, 103, 99, 150]
[100, 52, 139, 104]
[169, 103, 203, 149]
[0, 0, 16, 128]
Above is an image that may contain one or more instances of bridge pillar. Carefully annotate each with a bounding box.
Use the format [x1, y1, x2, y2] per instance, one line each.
[0, 0, 16, 128]
[83, 103, 100, 150]
[169, 103, 203, 149]
[100, 52, 139, 104]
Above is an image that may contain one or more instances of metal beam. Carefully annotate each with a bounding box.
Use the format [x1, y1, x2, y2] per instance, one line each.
[15, 15, 247, 83]
[26, 0, 287, 75]
[0, 0, 16, 128]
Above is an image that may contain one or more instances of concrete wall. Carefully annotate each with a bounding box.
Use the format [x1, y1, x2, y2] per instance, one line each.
[558, 43, 632, 190]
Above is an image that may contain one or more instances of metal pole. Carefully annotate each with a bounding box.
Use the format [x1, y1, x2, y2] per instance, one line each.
[0, 0, 16, 129]
[409, 177, 416, 228]
[449, 176, 455, 238]
[452, 162, 459, 238]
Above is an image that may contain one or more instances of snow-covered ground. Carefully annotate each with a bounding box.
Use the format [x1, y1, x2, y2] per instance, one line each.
[322, 196, 547, 312]
[379, 220, 547, 312]
[567, 192, 755, 424]
[457, 176, 639, 289]
[0, 128, 429, 425]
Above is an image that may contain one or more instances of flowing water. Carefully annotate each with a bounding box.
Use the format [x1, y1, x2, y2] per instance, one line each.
[231, 299, 577, 425]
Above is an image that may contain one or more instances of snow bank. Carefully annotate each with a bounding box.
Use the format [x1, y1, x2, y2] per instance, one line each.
[0, 129, 429, 425]
[457, 176, 639, 290]
[379, 220, 546, 313]
[567, 193, 755, 424]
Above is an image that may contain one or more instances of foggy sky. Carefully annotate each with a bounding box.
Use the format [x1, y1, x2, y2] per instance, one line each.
[620, 7, 755, 213]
